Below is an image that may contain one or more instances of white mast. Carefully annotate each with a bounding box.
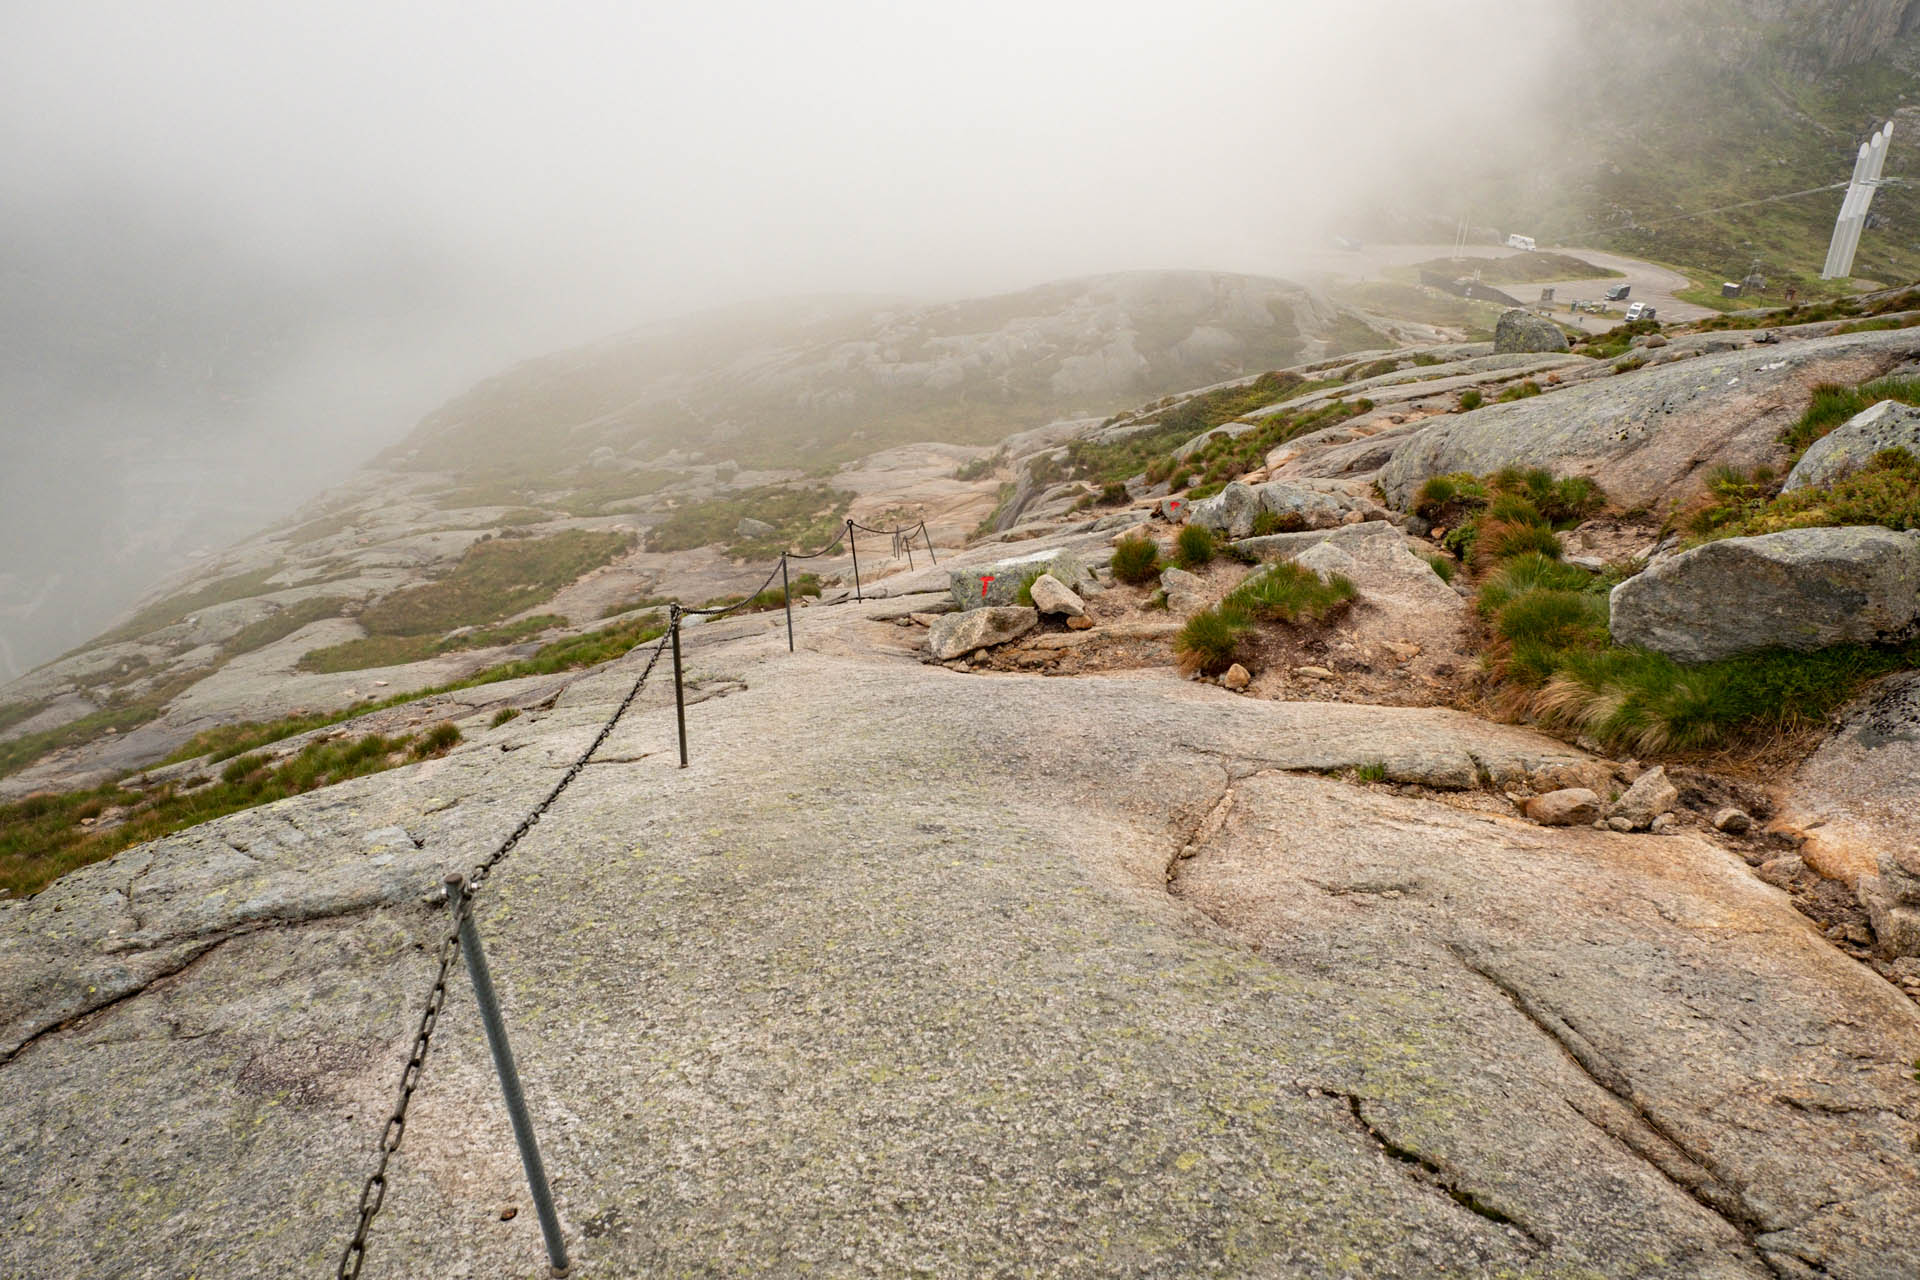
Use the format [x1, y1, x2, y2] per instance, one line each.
[1822, 122, 1895, 280]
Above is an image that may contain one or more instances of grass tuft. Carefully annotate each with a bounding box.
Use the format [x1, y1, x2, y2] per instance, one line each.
[1173, 524, 1218, 570]
[1110, 534, 1162, 585]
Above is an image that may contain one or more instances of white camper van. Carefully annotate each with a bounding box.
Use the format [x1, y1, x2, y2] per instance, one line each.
[1506, 233, 1537, 252]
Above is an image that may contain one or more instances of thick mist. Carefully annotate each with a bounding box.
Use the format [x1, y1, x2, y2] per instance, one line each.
[0, 1, 1577, 678]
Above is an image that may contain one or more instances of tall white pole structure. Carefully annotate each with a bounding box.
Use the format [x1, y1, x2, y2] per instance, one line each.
[1821, 121, 1894, 280]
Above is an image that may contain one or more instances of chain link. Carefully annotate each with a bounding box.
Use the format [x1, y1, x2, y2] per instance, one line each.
[336, 631, 672, 1278]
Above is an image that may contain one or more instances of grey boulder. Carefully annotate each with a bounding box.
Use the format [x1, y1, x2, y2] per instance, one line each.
[1609, 526, 1920, 662]
[1783, 400, 1920, 492]
[1493, 308, 1570, 355]
[1526, 788, 1602, 827]
[949, 549, 1094, 610]
[1159, 567, 1207, 616]
[1027, 573, 1086, 618]
[1187, 482, 1262, 539]
[735, 516, 776, 537]
[927, 607, 1038, 659]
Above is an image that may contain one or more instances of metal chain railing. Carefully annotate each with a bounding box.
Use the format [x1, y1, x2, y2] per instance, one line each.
[336, 631, 671, 1280]
[334, 510, 941, 1276]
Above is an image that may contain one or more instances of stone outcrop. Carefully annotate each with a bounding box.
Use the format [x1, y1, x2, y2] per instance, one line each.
[1378, 328, 1920, 510]
[927, 605, 1038, 658]
[1493, 307, 1570, 354]
[4, 588, 1919, 1278]
[948, 549, 1095, 610]
[1159, 567, 1207, 616]
[1781, 672, 1920, 955]
[1608, 526, 1920, 662]
[1783, 400, 1920, 491]
[1186, 482, 1263, 539]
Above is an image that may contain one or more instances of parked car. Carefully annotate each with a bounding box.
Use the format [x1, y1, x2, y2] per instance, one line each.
[1506, 234, 1537, 252]
[1604, 284, 1631, 302]
[1624, 301, 1656, 322]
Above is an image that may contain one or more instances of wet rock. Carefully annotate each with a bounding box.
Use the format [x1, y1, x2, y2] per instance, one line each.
[1609, 527, 1920, 662]
[926, 607, 1038, 660]
[1493, 308, 1570, 355]
[1525, 788, 1602, 827]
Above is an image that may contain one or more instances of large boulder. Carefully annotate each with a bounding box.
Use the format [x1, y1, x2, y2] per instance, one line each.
[1493, 308, 1570, 355]
[1783, 400, 1920, 492]
[1254, 481, 1354, 529]
[1378, 328, 1920, 511]
[1608, 526, 1920, 662]
[948, 549, 1096, 610]
[927, 606, 1038, 659]
[1186, 482, 1262, 539]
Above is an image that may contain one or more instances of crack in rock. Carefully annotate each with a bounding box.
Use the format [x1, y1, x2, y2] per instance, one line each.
[1302, 1083, 1547, 1252]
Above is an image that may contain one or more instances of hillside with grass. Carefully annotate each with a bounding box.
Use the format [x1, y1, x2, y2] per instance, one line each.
[1435, 0, 1920, 302]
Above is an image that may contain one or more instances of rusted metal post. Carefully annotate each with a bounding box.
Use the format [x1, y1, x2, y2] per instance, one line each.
[847, 519, 862, 600]
[443, 875, 571, 1278]
[670, 606, 688, 768]
[780, 555, 794, 653]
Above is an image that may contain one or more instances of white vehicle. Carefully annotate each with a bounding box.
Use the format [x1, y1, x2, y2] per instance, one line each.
[1624, 301, 1657, 323]
[1506, 234, 1537, 252]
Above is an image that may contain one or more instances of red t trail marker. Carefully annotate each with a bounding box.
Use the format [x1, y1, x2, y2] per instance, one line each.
[980, 574, 994, 599]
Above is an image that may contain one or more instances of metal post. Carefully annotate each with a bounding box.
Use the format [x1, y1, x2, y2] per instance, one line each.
[780, 555, 794, 653]
[847, 519, 862, 601]
[904, 532, 914, 571]
[669, 606, 688, 768]
[921, 522, 937, 565]
[443, 875, 571, 1278]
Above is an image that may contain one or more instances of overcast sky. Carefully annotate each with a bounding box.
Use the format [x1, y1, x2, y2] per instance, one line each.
[0, 1, 1576, 675]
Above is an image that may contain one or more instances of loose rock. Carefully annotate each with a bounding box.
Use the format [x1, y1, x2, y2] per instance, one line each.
[1608, 765, 1677, 831]
[1027, 573, 1086, 618]
[1711, 806, 1752, 834]
[1222, 663, 1251, 691]
[927, 607, 1038, 660]
[1525, 788, 1602, 827]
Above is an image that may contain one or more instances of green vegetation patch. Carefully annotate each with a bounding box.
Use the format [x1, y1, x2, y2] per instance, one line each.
[646, 485, 851, 558]
[1110, 534, 1163, 585]
[91, 565, 289, 648]
[1435, 467, 1920, 756]
[1686, 449, 1920, 544]
[300, 614, 565, 675]
[1, 724, 464, 899]
[223, 597, 355, 658]
[1174, 561, 1356, 675]
[1173, 524, 1217, 570]
[1782, 377, 1920, 456]
[356, 530, 630, 639]
[0, 672, 200, 780]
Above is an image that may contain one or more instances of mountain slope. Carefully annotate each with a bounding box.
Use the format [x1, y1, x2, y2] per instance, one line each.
[381, 271, 1366, 485]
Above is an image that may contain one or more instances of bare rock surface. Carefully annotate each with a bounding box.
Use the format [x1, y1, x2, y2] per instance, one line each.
[1377, 328, 1920, 511]
[1608, 526, 1920, 662]
[3, 596, 1916, 1278]
[1780, 672, 1920, 908]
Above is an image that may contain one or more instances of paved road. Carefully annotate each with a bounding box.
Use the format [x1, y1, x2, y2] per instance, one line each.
[1274, 241, 1716, 332]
